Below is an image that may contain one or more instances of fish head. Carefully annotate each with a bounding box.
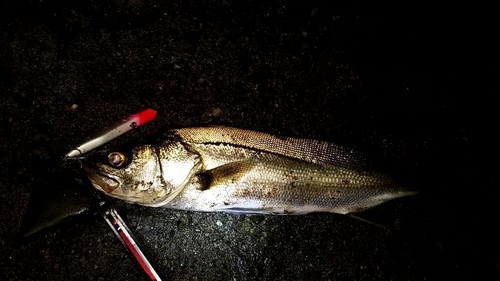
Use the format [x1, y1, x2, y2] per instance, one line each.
[83, 141, 200, 206]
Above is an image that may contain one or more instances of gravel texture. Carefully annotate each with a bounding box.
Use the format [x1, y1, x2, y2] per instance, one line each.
[0, 1, 497, 280]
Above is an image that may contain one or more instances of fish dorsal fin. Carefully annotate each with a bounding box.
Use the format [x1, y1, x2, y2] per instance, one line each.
[197, 160, 257, 190]
[172, 126, 373, 169]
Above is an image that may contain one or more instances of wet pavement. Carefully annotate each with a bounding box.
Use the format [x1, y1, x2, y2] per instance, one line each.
[0, 1, 498, 280]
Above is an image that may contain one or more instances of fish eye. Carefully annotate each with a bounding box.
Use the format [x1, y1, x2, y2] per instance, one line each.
[108, 152, 127, 167]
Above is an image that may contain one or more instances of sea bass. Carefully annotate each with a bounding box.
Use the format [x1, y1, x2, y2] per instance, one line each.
[84, 126, 416, 215]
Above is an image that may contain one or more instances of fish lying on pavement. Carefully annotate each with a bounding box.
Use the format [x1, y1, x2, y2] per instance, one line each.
[83, 126, 417, 215]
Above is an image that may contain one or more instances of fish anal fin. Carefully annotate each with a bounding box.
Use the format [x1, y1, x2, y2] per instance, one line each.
[348, 213, 387, 229]
[348, 199, 410, 230]
[197, 160, 256, 190]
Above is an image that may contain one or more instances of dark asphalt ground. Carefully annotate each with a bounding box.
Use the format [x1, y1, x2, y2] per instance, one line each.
[0, 1, 498, 280]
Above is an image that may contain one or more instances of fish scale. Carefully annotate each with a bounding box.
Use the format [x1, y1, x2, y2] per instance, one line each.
[166, 142, 408, 214]
[84, 126, 417, 215]
[172, 126, 374, 169]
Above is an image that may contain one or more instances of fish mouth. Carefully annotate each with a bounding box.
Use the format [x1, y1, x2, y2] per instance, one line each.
[83, 164, 123, 193]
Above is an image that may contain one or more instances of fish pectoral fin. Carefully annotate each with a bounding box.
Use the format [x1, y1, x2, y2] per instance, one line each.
[196, 160, 257, 190]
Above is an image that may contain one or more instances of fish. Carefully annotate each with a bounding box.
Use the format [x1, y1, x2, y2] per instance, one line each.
[83, 126, 417, 215]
